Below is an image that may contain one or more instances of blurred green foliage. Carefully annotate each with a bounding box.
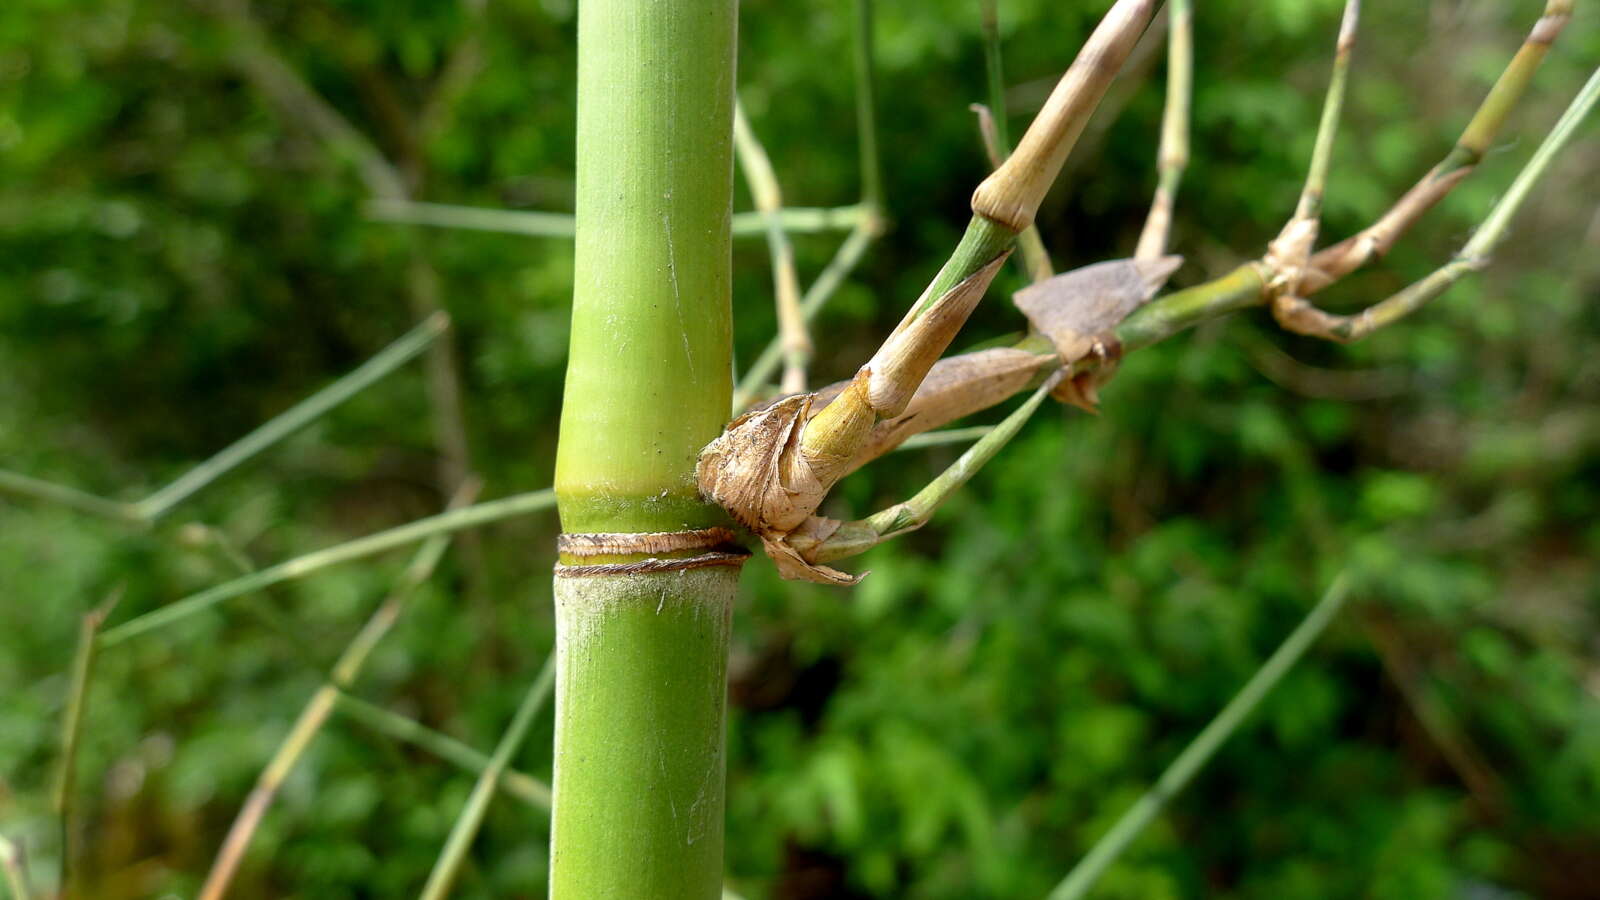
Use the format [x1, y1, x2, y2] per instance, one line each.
[3, 0, 1599, 897]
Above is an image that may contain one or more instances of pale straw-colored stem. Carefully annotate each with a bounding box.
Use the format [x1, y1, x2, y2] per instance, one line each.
[734, 102, 811, 394]
[1134, 0, 1192, 261]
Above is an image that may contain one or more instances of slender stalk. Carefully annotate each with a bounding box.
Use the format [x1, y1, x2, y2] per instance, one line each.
[332, 692, 550, 809]
[54, 590, 120, 900]
[550, 2, 741, 897]
[1134, 0, 1191, 261]
[734, 102, 811, 394]
[1048, 573, 1355, 900]
[198, 484, 475, 900]
[135, 313, 447, 520]
[852, 0, 884, 211]
[894, 425, 994, 451]
[0, 470, 137, 522]
[418, 654, 557, 900]
[97, 488, 556, 647]
[1305, 0, 1573, 290]
[732, 221, 879, 411]
[367, 200, 866, 238]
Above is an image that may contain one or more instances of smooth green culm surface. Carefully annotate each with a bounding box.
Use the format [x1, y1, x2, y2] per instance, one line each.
[551, 567, 738, 898]
[554, 0, 739, 534]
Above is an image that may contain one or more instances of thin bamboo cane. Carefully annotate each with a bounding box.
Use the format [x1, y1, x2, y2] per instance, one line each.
[734, 103, 811, 394]
[368, 199, 865, 239]
[53, 590, 120, 900]
[1048, 573, 1355, 900]
[1134, 0, 1192, 261]
[418, 654, 556, 900]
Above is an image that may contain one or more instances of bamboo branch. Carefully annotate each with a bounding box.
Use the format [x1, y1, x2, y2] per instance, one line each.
[367, 200, 866, 239]
[971, 101, 1053, 281]
[1049, 572, 1355, 900]
[734, 102, 811, 394]
[732, 220, 881, 411]
[418, 653, 557, 900]
[1275, 64, 1600, 342]
[136, 313, 448, 520]
[53, 589, 121, 900]
[331, 691, 552, 810]
[97, 488, 557, 647]
[894, 425, 994, 451]
[198, 482, 478, 900]
[852, 0, 884, 211]
[0, 470, 138, 523]
[1303, 0, 1574, 292]
[801, 377, 1057, 563]
[1134, 0, 1192, 261]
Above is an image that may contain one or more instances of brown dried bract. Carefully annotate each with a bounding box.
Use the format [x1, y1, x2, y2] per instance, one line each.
[1013, 256, 1181, 410]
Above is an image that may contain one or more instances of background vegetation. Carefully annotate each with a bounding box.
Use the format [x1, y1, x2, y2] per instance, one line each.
[2, 0, 1598, 897]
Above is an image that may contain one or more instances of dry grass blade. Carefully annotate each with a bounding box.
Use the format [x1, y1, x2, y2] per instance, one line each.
[197, 482, 479, 900]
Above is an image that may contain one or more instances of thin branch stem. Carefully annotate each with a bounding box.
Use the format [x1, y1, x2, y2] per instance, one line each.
[0, 471, 138, 523]
[136, 313, 447, 521]
[367, 200, 867, 239]
[98, 488, 557, 648]
[893, 425, 994, 451]
[809, 377, 1056, 562]
[852, 0, 884, 211]
[54, 589, 121, 900]
[1276, 64, 1600, 342]
[1304, 0, 1573, 291]
[331, 692, 551, 810]
[979, 0, 1011, 152]
[732, 221, 880, 411]
[198, 483, 478, 900]
[734, 102, 811, 394]
[1134, 0, 1191, 261]
[417, 653, 557, 900]
[1048, 572, 1355, 900]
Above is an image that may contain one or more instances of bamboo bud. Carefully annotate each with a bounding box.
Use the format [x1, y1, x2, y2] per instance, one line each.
[971, 0, 1157, 230]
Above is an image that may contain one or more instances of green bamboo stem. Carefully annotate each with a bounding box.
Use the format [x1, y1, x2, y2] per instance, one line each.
[332, 692, 551, 810]
[1048, 573, 1354, 900]
[367, 199, 866, 239]
[54, 590, 120, 900]
[550, 1, 740, 897]
[136, 313, 448, 520]
[1134, 0, 1191, 261]
[419, 654, 557, 900]
[97, 488, 556, 647]
[1291, 1, 1358, 226]
[198, 485, 475, 900]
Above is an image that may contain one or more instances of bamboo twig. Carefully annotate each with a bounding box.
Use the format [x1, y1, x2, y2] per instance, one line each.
[852, 0, 884, 212]
[417, 653, 557, 900]
[734, 102, 811, 394]
[0, 470, 138, 523]
[1048, 573, 1355, 900]
[98, 488, 557, 647]
[366, 200, 866, 238]
[971, 101, 1053, 282]
[53, 589, 121, 900]
[1134, 0, 1192, 261]
[894, 425, 995, 451]
[732, 221, 880, 411]
[136, 314, 448, 520]
[332, 692, 551, 810]
[198, 483, 479, 900]
[804, 377, 1057, 562]
[1275, 64, 1600, 342]
[1303, 0, 1574, 292]
[976, 1, 1053, 281]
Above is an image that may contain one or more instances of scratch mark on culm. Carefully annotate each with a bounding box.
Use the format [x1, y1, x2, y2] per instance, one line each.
[662, 211, 696, 377]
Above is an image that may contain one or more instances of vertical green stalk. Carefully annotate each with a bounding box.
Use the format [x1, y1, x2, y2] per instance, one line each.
[551, 1, 740, 897]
